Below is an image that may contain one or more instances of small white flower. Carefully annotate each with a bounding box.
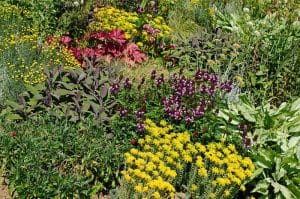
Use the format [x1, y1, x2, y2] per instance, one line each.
[292, 21, 300, 30]
[232, 26, 239, 33]
[254, 30, 261, 37]
[246, 21, 254, 28]
[243, 7, 250, 13]
[73, 1, 80, 7]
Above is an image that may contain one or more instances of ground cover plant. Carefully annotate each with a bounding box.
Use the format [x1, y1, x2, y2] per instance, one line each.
[0, 0, 299, 198]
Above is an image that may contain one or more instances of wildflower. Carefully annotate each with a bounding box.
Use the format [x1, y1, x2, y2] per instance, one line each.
[198, 167, 208, 177]
[169, 43, 176, 49]
[191, 184, 198, 191]
[152, 191, 160, 199]
[224, 189, 230, 197]
[240, 185, 246, 191]
[10, 131, 17, 137]
[208, 192, 216, 199]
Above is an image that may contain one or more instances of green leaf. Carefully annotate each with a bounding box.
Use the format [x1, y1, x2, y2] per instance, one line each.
[291, 98, 300, 112]
[5, 113, 23, 120]
[264, 111, 275, 129]
[25, 84, 40, 95]
[287, 183, 300, 198]
[254, 149, 275, 169]
[53, 89, 72, 98]
[288, 136, 300, 148]
[252, 180, 270, 195]
[6, 100, 22, 110]
[82, 101, 91, 113]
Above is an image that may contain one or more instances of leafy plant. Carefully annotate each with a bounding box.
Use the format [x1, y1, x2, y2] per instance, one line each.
[218, 96, 300, 198]
[0, 115, 128, 198]
[111, 68, 243, 146]
[1, 63, 121, 125]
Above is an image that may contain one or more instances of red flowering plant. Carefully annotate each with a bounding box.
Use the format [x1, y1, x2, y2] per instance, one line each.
[57, 29, 147, 67]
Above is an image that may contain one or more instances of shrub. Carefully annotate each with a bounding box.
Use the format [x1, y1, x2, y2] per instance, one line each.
[1, 63, 120, 125]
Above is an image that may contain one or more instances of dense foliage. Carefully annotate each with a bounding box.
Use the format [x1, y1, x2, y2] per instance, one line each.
[0, 0, 299, 198]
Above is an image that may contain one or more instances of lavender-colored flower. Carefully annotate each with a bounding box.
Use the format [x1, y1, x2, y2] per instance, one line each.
[137, 5, 144, 13]
[136, 108, 145, 120]
[210, 74, 218, 83]
[203, 72, 209, 81]
[185, 115, 194, 124]
[156, 74, 164, 86]
[110, 82, 120, 95]
[200, 85, 207, 93]
[119, 107, 127, 117]
[195, 70, 204, 80]
[160, 42, 166, 50]
[137, 122, 145, 131]
[140, 77, 145, 85]
[124, 78, 132, 89]
[170, 43, 176, 50]
[151, 70, 156, 80]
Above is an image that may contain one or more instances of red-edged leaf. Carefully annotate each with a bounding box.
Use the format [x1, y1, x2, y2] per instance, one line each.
[108, 29, 126, 45]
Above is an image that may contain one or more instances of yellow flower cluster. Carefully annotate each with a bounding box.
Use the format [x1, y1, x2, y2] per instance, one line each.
[89, 6, 139, 40]
[4, 32, 80, 85]
[0, 3, 30, 19]
[141, 14, 172, 43]
[192, 141, 255, 197]
[122, 119, 255, 198]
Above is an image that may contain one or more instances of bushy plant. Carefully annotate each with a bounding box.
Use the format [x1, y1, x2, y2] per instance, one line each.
[0, 115, 128, 198]
[111, 69, 242, 146]
[112, 119, 255, 198]
[214, 1, 300, 105]
[1, 63, 120, 125]
[218, 96, 300, 198]
[88, 6, 172, 56]
[57, 29, 147, 67]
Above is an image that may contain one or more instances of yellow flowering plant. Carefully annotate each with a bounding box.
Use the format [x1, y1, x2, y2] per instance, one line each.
[2, 31, 81, 85]
[117, 119, 255, 198]
[88, 6, 172, 56]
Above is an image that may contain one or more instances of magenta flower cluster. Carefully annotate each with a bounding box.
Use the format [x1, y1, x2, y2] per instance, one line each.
[161, 70, 233, 124]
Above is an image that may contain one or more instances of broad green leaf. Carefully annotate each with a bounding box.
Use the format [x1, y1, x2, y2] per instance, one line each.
[25, 84, 40, 95]
[254, 149, 275, 169]
[264, 112, 275, 129]
[82, 101, 91, 113]
[252, 180, 270, 195]
[53, 89, 72, 98]
[288, 136, 300, 148]
[291, 98, 300, 112]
